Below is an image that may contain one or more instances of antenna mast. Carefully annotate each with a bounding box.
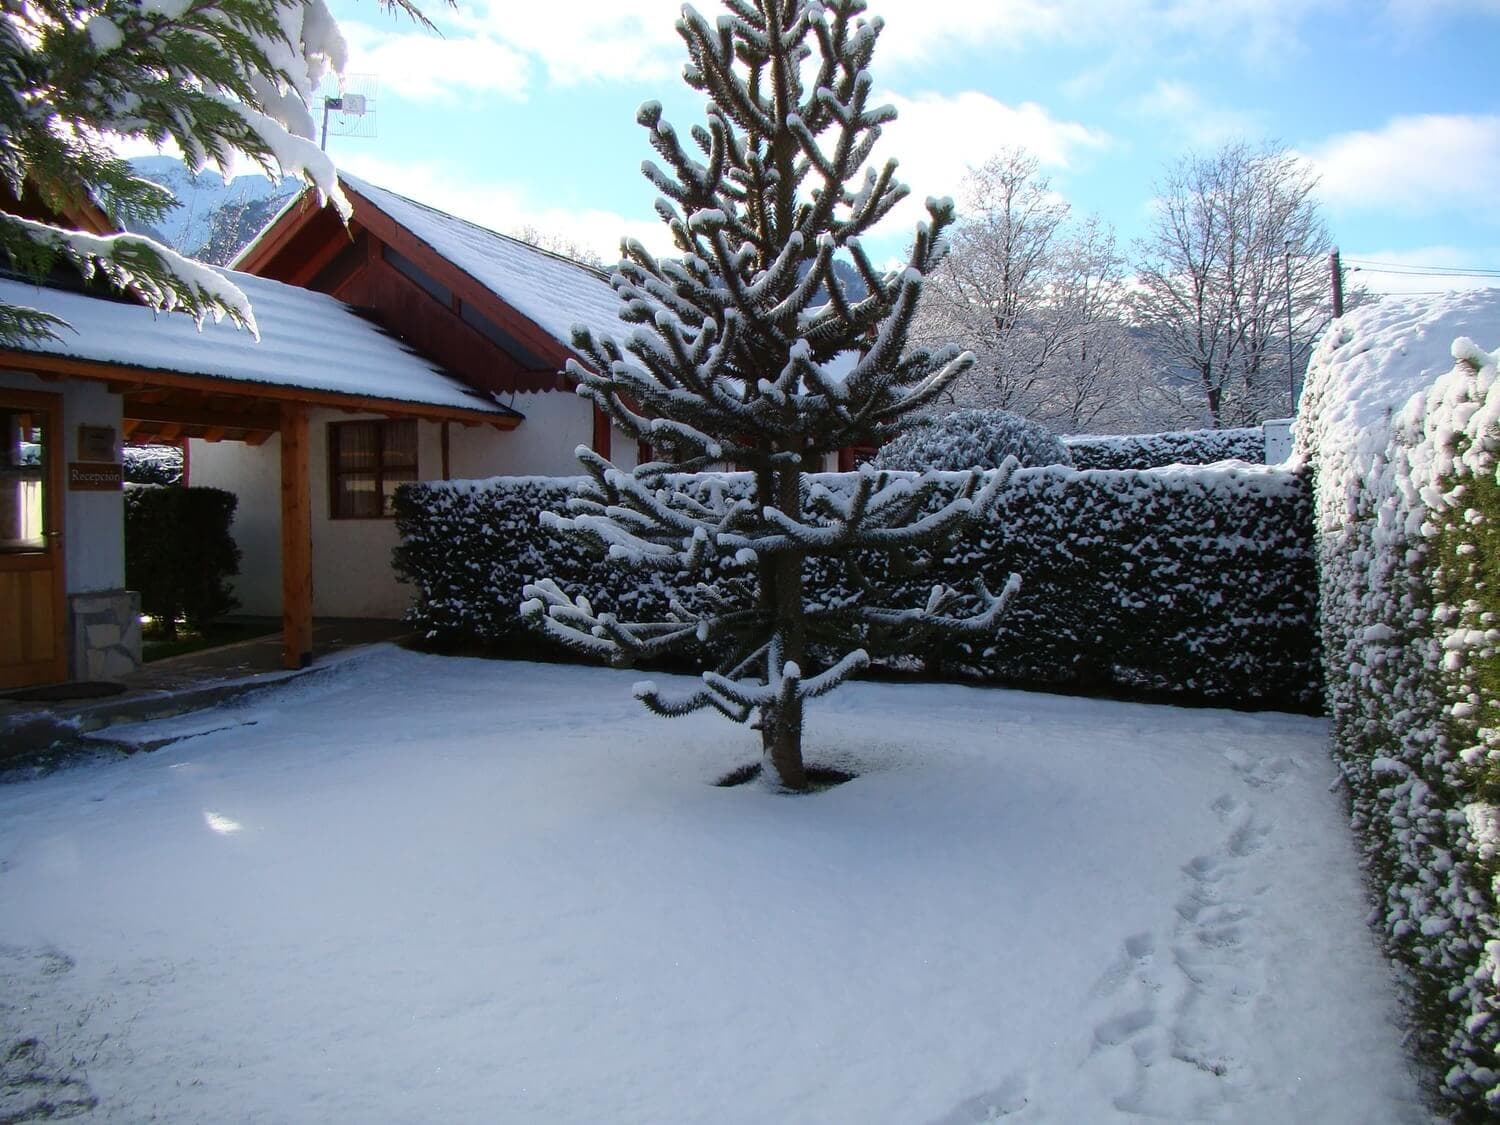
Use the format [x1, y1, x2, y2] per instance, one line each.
[318, 75, 379, 151]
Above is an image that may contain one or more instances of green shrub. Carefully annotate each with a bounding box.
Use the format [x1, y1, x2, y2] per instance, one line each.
[395, 463, 1319, 711]
[125, 485, 240, 637]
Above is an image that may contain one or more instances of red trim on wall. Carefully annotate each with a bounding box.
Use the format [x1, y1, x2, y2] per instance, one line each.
[592, 406, 611, 460]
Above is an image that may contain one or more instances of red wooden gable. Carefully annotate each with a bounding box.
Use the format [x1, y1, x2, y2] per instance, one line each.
[236, 184, 578, 396]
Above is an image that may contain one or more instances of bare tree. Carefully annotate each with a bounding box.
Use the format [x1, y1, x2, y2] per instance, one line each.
[1132, 141, 1331, 428]
[919, 150, 1158, 433]
[1041, 216, 1164, 432]
[508, 224, 605, 269]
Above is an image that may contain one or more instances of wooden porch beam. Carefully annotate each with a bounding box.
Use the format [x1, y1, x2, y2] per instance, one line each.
[279, 403, 313, 670]
[124, 401, 280, 431]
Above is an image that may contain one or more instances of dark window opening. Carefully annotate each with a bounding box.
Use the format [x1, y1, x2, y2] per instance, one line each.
[458, 302, 549, 369]
[381, 244, 452, 306]
[311, 230, 370, 294]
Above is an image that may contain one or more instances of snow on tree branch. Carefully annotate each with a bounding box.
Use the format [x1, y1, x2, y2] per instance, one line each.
[0, 0, 403, 343]
[525, 0, 1016, 791]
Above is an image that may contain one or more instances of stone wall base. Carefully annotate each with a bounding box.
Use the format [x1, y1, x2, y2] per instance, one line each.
[70, 589, 142, 681]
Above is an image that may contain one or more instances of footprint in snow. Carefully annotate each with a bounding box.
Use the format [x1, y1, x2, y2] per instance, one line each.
[928, 1072, 1032, 1123]
[1081, 787, 1281, 1119]
[1224, 748, 1299, 788]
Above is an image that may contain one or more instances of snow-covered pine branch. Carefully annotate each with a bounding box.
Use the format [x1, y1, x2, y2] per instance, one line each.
[529, 0, 1014, 792]
[0, 0, 427, 343]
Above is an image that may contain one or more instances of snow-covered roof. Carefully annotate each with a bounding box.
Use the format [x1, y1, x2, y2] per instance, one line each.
[335, 173, 636, 354]
[0, 271, 514, 416]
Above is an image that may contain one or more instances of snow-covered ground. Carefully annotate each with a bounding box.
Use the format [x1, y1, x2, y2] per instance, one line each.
[0, 648, 1425, 1122]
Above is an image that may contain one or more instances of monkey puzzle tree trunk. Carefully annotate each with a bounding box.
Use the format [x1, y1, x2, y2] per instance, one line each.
[762, 464, 810, 788]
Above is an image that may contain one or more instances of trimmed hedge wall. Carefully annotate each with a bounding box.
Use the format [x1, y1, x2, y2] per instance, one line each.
[871, 408, 1072, 471]
[124, 485, 240, 636]
[1064, 427, 1265, 470]
[123, 444, 184, 485]
[395, 463, 1319, 711]
[1299, 291, 1500, 1117]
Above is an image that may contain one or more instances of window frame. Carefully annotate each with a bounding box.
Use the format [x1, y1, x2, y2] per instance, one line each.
[326, 418, 418, 520]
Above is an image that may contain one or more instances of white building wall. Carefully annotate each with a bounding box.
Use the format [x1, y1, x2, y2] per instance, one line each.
[449, 390, 635, 478]
[190, 426, 282, 615]
[189, 391, 629, 620]
[0, 371, 123, 594]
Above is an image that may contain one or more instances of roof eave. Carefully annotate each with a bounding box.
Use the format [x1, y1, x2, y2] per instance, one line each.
[0, 348, 522, 428]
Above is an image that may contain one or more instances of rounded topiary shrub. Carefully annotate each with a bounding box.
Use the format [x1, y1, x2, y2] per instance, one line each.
[125, 485, 240, 637]
[870, 409, 1072, 471]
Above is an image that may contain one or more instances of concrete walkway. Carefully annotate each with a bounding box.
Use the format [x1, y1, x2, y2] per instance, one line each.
[1, 618, 410, 770]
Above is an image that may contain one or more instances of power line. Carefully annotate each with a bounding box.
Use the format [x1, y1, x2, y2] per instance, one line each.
[1344, 258, 1500, 278]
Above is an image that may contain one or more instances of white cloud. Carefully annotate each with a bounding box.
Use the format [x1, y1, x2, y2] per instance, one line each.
[335, 153, 674, 261]
[1383, 0, 1500, 28]
[1301, 114, 1500, 217]
[457, 0, 682, 85]
[338, 20, 531, 103]
[846, 0, 1342, 67]
[869, 91, 1109, 234]
[1134, 80, 1263, 148]
[330, 0, 1380, 103]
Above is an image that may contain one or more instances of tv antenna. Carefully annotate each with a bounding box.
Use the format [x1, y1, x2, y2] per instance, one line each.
[318, 74, 378, 150]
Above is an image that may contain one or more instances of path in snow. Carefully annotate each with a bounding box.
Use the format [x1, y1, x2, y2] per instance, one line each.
[0, 648, 1426, 1123]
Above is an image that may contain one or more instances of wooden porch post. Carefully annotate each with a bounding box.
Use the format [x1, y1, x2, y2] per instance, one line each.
[279, 402, 313, 669]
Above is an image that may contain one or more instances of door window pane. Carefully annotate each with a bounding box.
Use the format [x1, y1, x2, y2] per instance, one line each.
[0, 408, 46, 551]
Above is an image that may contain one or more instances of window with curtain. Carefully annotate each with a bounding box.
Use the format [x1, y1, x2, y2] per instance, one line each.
[328, 419, 417, 519]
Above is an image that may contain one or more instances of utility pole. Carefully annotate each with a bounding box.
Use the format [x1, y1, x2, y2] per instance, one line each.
[1285, 241, 1296, 411]
[1330, 247, 1344, 318]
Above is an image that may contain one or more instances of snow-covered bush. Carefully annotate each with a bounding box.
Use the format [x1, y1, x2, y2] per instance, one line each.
[869, 409, 1071, 471]
[397, 463, 1318, 710]
[123, 443, 183, 486]
[1064, 427, 1264, 470]
[1298, 289, 1500, 1116]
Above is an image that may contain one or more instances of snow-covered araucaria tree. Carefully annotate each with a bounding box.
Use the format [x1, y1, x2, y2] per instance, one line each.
[0, 0, 429, 344]
[520, 0, 1019, 791]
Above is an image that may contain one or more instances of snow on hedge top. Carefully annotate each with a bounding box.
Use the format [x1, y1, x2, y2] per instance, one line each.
[336, 174, 636, 357]
[0, 273, 510, 415]
[1298, 289, 1500, 474]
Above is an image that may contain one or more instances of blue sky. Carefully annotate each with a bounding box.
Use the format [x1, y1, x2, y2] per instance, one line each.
[314, 0, 1500, 295]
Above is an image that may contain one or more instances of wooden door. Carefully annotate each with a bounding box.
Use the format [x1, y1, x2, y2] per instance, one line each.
[0, 389, 66, 688]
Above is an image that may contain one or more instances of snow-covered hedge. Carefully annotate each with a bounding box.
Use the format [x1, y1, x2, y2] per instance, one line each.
[1064, 427, 1265, 470]
[123, 443, 184, 485]
[395, 462, 1318, 710]
[1298, 290, 1500, 1116]
[870, 408, 1071, 471]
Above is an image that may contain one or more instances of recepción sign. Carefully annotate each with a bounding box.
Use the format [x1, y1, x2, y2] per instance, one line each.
[68, 461, 124, 490]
